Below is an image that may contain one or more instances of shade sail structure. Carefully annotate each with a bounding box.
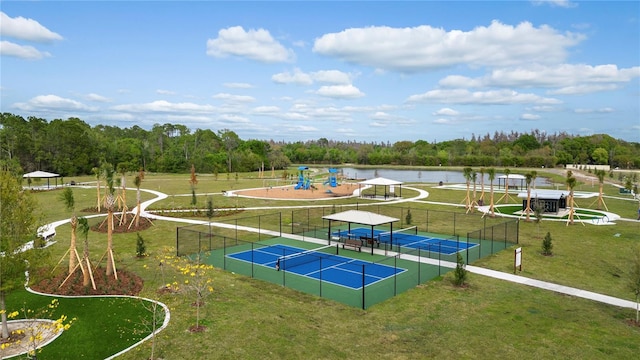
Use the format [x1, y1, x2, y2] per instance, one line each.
[23, 171, 61, 188]
[357, 177, 403, 199]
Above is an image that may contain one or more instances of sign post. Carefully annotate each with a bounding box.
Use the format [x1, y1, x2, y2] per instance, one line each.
[514, 247, 522, 273]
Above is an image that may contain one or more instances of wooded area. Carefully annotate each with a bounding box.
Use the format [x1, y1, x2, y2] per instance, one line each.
[1, 113, 639, 176]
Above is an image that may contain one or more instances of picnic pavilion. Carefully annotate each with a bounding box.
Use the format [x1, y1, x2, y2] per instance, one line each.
[358, 177, 403, 199]
[23, 170, 62, 189]
[323, 210, 399, 254]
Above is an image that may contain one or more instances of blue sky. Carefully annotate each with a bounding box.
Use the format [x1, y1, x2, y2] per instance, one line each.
[1, 1, 639, 143]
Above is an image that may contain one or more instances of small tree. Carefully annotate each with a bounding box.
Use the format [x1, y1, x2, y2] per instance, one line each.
[629, 246, 640, 324]
[453, 252, 468, 287]
[405, 209, 412, 225]
[166, 256, 214, 332]
[136, 233, 147, 258]
[189, 164, 198, 206]
[542, 231, 553, 256]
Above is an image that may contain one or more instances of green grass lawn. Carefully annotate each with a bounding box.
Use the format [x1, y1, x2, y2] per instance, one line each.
[8, 169, 640, 359]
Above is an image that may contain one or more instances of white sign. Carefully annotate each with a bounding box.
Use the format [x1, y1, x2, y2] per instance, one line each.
[514, 247, 522, 272]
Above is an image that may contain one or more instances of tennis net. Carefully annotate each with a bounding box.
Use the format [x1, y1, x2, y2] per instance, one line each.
[377, 226, 418, 243]
[278, 244, 338, 270]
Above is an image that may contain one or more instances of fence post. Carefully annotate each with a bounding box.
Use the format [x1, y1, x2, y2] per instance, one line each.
[361, 264, 366, 310]
[175, 227, 179, 256]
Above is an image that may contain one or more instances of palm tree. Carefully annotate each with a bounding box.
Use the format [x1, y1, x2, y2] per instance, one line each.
[103, 164, 117, 278]
[60, 187, 78, 274]
[134, 174, 142, 226]
[78, 216, 95, 289]
[566, 175, 577, 225]
[117, 163, 128, 225]
[92, 166, 101, 212]
[595, 169, 608, 211]
[524, 172, 533, 222]
[487, 168, 496, 217]
[531, 170, 538, 190]
[503, 168, 511, 204]
[479, 167, 486, 205]
[471, 171, 478, 213]
[463, 167, 473, 213]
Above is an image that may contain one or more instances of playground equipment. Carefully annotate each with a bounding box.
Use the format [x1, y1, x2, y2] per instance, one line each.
[295, 166, 311, 190]
[323, 168, 338, 187]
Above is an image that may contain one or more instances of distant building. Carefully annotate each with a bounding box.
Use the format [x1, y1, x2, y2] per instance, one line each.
[517, 190, 570, 214]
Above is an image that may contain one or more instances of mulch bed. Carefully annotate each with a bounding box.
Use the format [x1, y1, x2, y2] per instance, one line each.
[30, 267, 144, 296]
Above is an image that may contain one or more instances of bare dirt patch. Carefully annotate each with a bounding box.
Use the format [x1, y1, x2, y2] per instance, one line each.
[233, 183, 360, 200]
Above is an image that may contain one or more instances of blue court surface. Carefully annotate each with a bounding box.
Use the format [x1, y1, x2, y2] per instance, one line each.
[333, 228, 478, 255]
[227, 244, 406, 290]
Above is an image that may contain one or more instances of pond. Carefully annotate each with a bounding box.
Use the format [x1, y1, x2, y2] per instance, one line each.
[337, 167, 549, 186]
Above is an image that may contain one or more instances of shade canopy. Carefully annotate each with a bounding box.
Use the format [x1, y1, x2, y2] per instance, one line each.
[23, 171, 61, 189]
[323, 210, 399, 226]
[358, 177, 403, 186]
[23, 171, 60, 178]
[357, 177, 403, 199]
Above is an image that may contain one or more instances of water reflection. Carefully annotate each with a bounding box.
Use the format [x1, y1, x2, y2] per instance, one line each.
[338, 167, 549, 186]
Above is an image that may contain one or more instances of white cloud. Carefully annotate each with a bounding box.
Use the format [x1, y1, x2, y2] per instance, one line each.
[112, 100, 217, 113]
[313, 21, 584, 72]
[439, 64, 640, 94]
[272, 68, 354, 86]
[315, 84, 364, 99]
[531, 0, 577, 8]
[224, 82, 254, 89]
[272, 68, 313, 85]
[370, 121, 388, 128]
[286, 124, 318, 132]
[212, 93, 255, 103]
[206, 26, 295, 63]
[574, 107, 614, 114]
[156, 89, 176, 95]
[0, 12, 63, 42]
[520, 113, 541, 120]
[549, 84, 619, 95]
[438, 75, 484, 88]
[433, 107, 460, 116]
[528, 105, 562, 112]
[311, 70, 353, 84]
[13, 94, 95, 111]
[433, 118, 454, 124]
[219, 114, 250, 124]
[407, 89, 561, 105]
[0, 40, 50, 59]
[85, 93, 111, 102]
[252, 106, 280, 114]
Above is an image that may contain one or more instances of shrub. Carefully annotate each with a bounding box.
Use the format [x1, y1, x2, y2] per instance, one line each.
[453, 252, 468, 286]
[542, 231, 553, 256]
[136, 233, 147, 258]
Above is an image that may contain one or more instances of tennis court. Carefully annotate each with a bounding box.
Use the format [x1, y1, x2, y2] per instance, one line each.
[333, 227, 478, 255]
[227, 244, 406, 290]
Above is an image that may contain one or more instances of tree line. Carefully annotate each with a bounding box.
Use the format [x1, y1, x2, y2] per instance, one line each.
[1, 113, 639, 176]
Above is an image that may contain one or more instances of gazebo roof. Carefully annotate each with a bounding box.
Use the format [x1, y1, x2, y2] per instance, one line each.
[358, 177, 403, 186]
[517, 190, 570, 200]
[322, 210, 399, 226]
[23, 171, 60, 178]
[497, 174, 526, 180]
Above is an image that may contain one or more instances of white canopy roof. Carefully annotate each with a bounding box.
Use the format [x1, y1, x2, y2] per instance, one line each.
[323, 210, 399, 226]
[517, 190, 570, 200]
[23, 171, 60, 178]
[358, 177, 403, 186]
[497, 174, 526, 180]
